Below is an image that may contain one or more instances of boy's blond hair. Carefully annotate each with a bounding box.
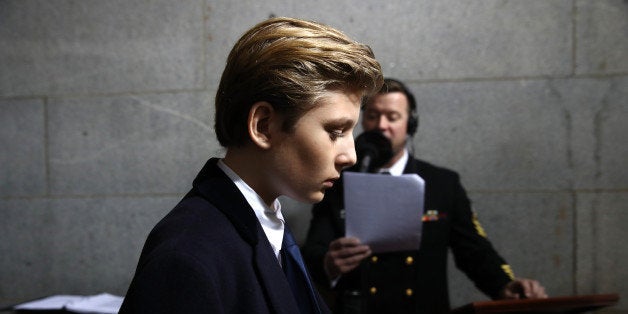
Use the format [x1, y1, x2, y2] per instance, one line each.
[215, 17, 383, 147]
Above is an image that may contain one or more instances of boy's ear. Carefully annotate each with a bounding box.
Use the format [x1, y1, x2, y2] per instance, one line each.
[248, 101, 275, 149]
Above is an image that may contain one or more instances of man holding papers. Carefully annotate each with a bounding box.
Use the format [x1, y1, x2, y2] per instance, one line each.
[302, 78, 547, 314]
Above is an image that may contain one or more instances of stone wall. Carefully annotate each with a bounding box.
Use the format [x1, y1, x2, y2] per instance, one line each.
[1, 0, 627, 310]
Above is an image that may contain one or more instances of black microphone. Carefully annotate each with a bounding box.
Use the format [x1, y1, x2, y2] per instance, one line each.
[354, 130, 393, 173]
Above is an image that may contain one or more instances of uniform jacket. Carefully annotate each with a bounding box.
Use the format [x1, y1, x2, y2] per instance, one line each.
[302, 156, 513, 313]
[120, 158, 330, 314]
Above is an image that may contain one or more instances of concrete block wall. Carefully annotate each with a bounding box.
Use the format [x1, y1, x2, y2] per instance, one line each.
[1, 0, 626, 311]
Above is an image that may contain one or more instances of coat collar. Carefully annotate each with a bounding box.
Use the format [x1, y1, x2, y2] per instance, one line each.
[191, 158, 259, 245]
[403, 153, 419, 174]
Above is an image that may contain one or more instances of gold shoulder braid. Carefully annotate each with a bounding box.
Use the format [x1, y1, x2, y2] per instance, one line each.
[501, 264, 515, 280]
[471, 211, 487, 238]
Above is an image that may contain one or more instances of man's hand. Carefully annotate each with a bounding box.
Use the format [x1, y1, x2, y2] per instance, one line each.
[500, 278, 548, 299]
[324, 237, 371, 280]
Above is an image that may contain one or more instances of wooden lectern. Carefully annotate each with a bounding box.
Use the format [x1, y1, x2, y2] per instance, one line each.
[451, 293, 619, 314]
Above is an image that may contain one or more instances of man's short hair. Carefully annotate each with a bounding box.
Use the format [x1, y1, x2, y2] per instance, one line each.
[371, 78, 417, 113]
[215, 17, 383, 147]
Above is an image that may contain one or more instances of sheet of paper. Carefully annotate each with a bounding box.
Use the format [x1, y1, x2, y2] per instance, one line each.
[344, 172, 424, 253]
[65, 293, 124, 314]
[14, 293, 123, 314]
[14, 295, 85, 310]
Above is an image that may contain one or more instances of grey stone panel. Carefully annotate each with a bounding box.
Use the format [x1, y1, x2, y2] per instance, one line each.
[46, 197, 177, 296]
[576, 192, 628, 309]
[449, 192, 575, 308]
[0, 196, 177, 302]
[48, 91, 218, 195]
[204, 1, 263, 90]
[0, 0, 204, 97]
[0, 99, 46, 197]
[550, 76, 628, 190]
[205, 0, 572, 86]
[407, 80, 572, 191]
[448, 253, 487, 308]
[576, 0, 628, 75]
[0, 199, 53, 303]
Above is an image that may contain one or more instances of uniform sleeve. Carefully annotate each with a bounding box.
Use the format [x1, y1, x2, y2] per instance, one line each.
[448, 174, 514, 299]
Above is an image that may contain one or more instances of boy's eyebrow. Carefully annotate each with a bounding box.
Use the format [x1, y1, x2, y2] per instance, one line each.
[323, 117, 356, 128]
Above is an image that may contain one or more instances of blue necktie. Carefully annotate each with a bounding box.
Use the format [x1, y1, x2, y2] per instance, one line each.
[281, 226, 321, 314]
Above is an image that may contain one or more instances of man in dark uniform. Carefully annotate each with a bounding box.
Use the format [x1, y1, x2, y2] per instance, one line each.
[301, 78, 547, 314]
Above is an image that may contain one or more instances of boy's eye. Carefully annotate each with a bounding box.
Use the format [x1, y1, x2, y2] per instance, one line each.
[329, 130, 344, 141]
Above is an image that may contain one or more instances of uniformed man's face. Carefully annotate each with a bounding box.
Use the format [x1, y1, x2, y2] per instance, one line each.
[361, 92, 410, 160]
[270, 90, 360, 203]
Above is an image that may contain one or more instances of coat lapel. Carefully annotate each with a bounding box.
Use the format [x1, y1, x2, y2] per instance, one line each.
[191, 158, 258, 245]
[254, 227, 302, 313]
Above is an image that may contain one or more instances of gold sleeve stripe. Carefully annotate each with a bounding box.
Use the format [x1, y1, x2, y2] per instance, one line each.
[472, 212, 487, 238]
[501, 264, 515, 280]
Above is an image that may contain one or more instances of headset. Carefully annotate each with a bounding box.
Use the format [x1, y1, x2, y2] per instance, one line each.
[383, 78, 419, 136]
[407, 106, 419, 136]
